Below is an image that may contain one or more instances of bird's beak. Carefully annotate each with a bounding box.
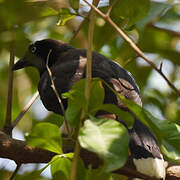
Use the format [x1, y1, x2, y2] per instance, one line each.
[12, 58, 29, 71]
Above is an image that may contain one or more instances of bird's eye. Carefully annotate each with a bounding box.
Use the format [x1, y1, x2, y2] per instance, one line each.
[31, 46, 36, 53]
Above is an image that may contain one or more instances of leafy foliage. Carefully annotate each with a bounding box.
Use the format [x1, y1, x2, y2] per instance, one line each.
[0, 0, 180, 179]
[79, 116, 129, 172]
[63, 78, 104, 126]
[26, 122, 62, 154]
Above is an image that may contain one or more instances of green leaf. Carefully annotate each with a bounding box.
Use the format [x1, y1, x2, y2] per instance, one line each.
[88, 78, 105, 113]
[57, 8, 75, 26]
[50, 153, 85, 180]
[79, 116, 129, 172]
[70, 0, 79, 10]
[26, 122, 62, 154]
[39, 154, 66, 174]
[51, 154, 72, 180]
[45, 113, 64, 127]
[148, 114, 180, 163]
[41, 7, 58, 17]
[64, 78, 104, 126]
[64, 79, 86, 126]
[103, 80, 180, 162]
[119, 93, 180, 162]
[92, 103, 134, 127]
[110, 0, 150, 27]
[0, 0, 50, 29]
[161, 140, 180, 163]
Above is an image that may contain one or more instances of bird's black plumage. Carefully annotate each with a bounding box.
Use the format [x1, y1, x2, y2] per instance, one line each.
[13, 39, 165, 179]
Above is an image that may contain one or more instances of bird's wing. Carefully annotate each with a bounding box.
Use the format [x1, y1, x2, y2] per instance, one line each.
[38, 60, 79, 114]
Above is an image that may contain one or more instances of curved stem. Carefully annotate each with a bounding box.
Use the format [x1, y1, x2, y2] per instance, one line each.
[9, 163, 21, 180]
[46, 50, 70, 136]
[82, 0, 180, 96]
[70, 1, 99, 180]
[12, 91, 39, 127]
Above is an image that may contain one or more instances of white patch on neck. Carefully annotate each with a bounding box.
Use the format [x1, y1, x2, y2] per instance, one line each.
[71, 56, 87, 84]
[133, 156, 166, 179]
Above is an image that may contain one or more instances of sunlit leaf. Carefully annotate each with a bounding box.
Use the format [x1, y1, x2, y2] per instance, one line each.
[103, 80, 180, 162]
[120, 93, 180, 162]
[26, 122, 62, 154]
[41, 7, 58, 17]
[51, 154, 72, 180]
[92, 103, 134, 127]
[50, 153, 85, 180]
[79, 116, 129, 172]
[64, 78, 104, 126]
[57, 8, 75, 26]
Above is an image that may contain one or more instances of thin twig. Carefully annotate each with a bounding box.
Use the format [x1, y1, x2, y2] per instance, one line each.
[3, 43, 15, 136]
[82, 0, 180, 96]
[159, 62, 163, 72]
[9, 163, 21, 180]
[106, 0, 119, 17]
[0, 130, 179, 180]
[12, 91, 39, 127]
[68, 18, 87, 44]
[123, 55, 139, 67]
[70, 140, 81, 180]
[12, 13, 90, 129]
[46, 49, 70, 136]
[85, 2, 96, 111]
[70, 1, 99, 180]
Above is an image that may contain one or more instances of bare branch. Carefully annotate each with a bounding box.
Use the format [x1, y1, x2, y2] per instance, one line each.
[82, 0, 180, 96]
[123, 55, 139, 67]
[9, 164, 21, 180]
[0, 130, 179, 180]
[106, 0, 118, 17]
[12, 91, 39, 127]
[68, 18, 87, 44]
[0, 131, 56, 164]
[4, 43, 15, 136]
[46, 49, 71, 136]
[159, 61, 163, 72]
[71, 1, 99, 180]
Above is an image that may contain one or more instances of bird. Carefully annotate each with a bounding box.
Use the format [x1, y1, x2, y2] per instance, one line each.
[12, 39, 166, 179]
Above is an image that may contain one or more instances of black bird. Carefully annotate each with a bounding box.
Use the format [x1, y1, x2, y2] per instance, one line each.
[13, 39, 165, 179]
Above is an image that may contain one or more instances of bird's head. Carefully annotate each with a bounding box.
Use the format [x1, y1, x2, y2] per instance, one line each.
[12, 39, 70, 75]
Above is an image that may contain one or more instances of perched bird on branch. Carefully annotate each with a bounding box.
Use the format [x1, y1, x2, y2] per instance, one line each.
[13, 39, 166, 179]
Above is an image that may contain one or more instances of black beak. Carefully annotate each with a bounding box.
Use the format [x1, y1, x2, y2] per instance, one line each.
[12, 58, 27, 71]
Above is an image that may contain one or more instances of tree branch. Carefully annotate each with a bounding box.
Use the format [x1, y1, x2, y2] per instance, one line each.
[70, 1, 99, 179]
[9, 164, 21, 180]
[3, 43, 15, 136]
[12, 91, 39, 128]
[106, 0, 118, 17]
[0, 131, 56, 164]
[0, 130, 179, 180]
[46, 49, 71, 136]
[82, 0, 180, 97]
[68, 17, 87, 44]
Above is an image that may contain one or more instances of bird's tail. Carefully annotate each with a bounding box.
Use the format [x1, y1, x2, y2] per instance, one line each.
[128, 117, 166, 179]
